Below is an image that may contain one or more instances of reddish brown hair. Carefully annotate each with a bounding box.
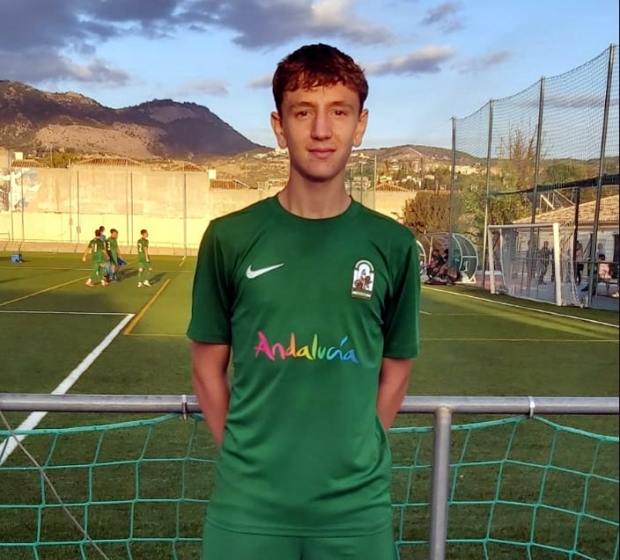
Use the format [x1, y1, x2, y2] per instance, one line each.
[272, 43, 368, 114]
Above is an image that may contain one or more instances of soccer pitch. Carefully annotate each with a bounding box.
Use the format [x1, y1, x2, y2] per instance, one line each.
[0, 252, 618, 560]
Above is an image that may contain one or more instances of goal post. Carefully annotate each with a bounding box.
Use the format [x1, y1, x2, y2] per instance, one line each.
[487, 222, 580, 307]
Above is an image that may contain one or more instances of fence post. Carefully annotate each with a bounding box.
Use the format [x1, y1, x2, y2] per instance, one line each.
[481, 100, 494, 289]
[8, 150, 14, 242]
[76, 170, 81, 245]
[586, 43, 616, 305]
[428, 406, 452, 560]
[448, 117, 457, 263]
[530, 77, 546, 224]
[19, 168, 26, 249]
[125, 162, 130, 255]
[130, 172, 134, 254]
[183, 170, 188, 258]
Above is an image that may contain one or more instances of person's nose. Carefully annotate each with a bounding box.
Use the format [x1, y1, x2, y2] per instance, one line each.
[311, 109, 332, 140]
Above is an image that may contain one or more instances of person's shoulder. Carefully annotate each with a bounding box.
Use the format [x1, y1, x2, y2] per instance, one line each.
[356, 203, 417, 245]
[209, 198, 273, 234]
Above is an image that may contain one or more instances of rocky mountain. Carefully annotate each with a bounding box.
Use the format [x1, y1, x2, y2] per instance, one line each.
[0, 81, 263, 159]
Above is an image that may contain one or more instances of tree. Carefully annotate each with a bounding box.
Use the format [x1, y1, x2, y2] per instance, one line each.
[401, 192, 450, 236]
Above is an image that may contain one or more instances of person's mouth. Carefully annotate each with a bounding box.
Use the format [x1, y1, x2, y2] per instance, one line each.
[309, 148, 335, 160]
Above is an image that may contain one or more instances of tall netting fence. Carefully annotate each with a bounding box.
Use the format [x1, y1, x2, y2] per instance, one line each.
[449, 103, 490, 271]
[0, 414, 617, 560]
[451, 45, 619, 308]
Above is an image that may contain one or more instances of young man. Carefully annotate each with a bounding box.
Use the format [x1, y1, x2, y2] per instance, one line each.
[188, 44, 420, 560]
[82, 228, 108, 287]
[105, 228, 123, 281]
[137, 229, 152, 287]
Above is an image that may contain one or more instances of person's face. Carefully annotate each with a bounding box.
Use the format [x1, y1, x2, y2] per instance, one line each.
[112, 231, 118, 239]
[271, 83, 368, 184]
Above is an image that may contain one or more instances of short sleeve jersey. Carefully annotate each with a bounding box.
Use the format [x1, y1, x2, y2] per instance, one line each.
[89, 237, 105, 260]
[106, 238, 118, 255]
[137, 238, 149, 261]
[187, 196, 420, 537]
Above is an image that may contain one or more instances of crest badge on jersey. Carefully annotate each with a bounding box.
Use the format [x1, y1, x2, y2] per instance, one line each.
[351, 259, 375, 299]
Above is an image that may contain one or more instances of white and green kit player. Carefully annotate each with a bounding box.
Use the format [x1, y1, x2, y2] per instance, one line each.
[188, 44, 420, 560]
[137, 229, 152, 287]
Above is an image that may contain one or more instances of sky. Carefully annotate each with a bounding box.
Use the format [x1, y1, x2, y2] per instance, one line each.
[0, 0, 618, 150]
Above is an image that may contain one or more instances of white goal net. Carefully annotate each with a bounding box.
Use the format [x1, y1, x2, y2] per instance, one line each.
[487, 223, 581, 307]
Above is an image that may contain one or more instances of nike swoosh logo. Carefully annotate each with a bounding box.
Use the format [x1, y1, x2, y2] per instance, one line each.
[246, 263, 284, 279]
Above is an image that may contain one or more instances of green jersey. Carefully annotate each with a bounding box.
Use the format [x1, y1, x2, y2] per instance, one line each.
[88, 237, 105, 260]
[137, 238, 149, 261]
[106, 237, 118, 255]
[187, 196, 420, 537]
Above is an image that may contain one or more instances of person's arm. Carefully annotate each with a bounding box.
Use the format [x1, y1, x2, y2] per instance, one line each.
[81, 243, 90, 262]
[377, 357, 412, 430]
[191, 341, 231, 448]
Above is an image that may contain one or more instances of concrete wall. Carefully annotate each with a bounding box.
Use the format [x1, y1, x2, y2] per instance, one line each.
[374, 191, 415, 218]
[0, 165, 414, 254]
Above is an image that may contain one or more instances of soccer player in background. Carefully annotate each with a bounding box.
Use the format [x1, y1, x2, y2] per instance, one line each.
[105, 228, 122, 282]
[137, 229, 152, 287]
[82, 228, 108, 287]
[98, 226, 106, 242]
[188, 44, 420, 560]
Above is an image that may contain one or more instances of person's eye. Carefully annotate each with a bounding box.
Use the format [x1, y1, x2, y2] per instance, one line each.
[296, 110, 309, 117]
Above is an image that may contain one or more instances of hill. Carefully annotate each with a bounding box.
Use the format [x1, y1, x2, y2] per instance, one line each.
[0, 81, 263, 159]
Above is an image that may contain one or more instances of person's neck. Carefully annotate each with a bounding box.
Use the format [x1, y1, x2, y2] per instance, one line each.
[277, 174, 351, 219]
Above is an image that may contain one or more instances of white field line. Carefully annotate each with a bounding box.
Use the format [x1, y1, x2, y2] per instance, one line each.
[424, 287, 619, 330]
[0, 310, 128, 316]
[0, 313, 134, 466]
[420, 310, 432, 315]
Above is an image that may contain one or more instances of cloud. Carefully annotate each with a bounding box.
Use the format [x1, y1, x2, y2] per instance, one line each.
[179, 0, 395, 48]
[365, 46, 455, 76]
[175, 79, 229, 97]
[249, 74, 274, 89]
[0, 0, 396, 87]
[458, 50, 512, 74]
[0, 49, 130, 86]
[421, 2, 464, 33]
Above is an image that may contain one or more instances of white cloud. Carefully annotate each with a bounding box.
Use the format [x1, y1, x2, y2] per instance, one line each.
[175, 79, 229, 97]
[365, 46, 455, 76]
[458, 50, 512, 74]
[249, 74, 273, 90]
[421, 2, 464, 33]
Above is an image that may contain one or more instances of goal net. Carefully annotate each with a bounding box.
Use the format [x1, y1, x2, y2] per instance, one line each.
[487, 223, 581, 307]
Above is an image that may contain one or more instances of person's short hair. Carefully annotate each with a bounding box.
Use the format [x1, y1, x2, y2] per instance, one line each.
[140, 229, 147, 235]
[272, 43, 368, 114]
[99, 226, 105, 231]
[110, 228, 118, 235]
[95, 229, 100, 236]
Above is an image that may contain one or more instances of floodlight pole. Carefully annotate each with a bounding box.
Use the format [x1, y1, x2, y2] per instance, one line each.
[586, 44, 615, 305]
